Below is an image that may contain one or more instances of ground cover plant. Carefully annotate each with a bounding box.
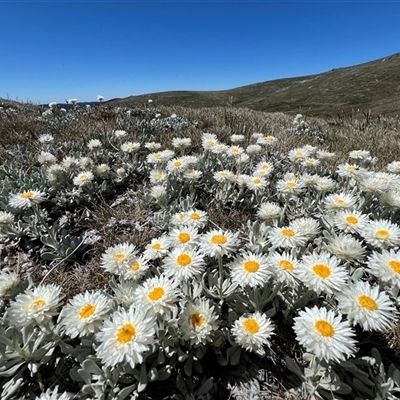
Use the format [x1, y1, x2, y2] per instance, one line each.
[1, 99, 400, 399]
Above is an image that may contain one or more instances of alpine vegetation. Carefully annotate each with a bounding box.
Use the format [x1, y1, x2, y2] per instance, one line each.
[1, 99, 400, 399]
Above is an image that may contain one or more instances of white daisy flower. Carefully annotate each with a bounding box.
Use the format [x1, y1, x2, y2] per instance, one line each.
[168, 226, 200, 247]
[95, 163, 110, 177]
[252, 132, 264, 140]
[6, 284, 63, 327]
[288, 148, 310, 163]
[246, 144, 262, 155]
[62, 156, 80, 170]
[149, 169, 168, 185]
[336, 163, 367, 179]
[179, 298, 218, 346]
[367, 249, 400, 289]
[100, 242, 137, 274]
[333, 209, 369, 234]
[226, 145, 245, 158]
[268, 226, 307, 249]
[246, 176, 268, 192]
[213, 170, 235, 183]
[358, 176, 389, 195]
[58, 291, 113, 338]
[183, 209, 208, 229]
[302, 158, 320, 168]
[172, 137, 192, 149]
[184, 169, 203, 181]
[381, 189, 400, 210]
[337, 281, 397, 332]
[293, 306, 357, 363]
[257, 135, 277, 146]
[144, 141, 162, 150]
[323, 192, 358, 212]
[360, 219, 400, 249]
[162, 245, 205, 281]
[73, 171, 94, 186]
[297, 251, 348, 295]
[387, 161, 400, 174]
[230, 134, 245, 143]
[200, 229, 240, 258]
[349, 149, 371, 160]
[231, 312, 274, 356]
[323, 234, 366, 263]
[143, 236, 170, 260]
[35, 385, 70, 400]
[257, 202, 282, 221]
[150, 185, 167, 200]
[121, 255, 150, 281]
[79, 157, 93, 169]
[316, 150, 336, 161]
[290, 217, 320, 239]
[276, 179, 305, 197]
[0, 211, 14, 226]
[38, 151, 57, 166]
[68, 98, 78, 105]
[202, 138, 218, 151]
[38, 134, 54, 144]
[313, 176, 336, 193]
[111, 279, 138, 308]
[0, 271, 20, 297]
[9, 190, 46, 209]
[229, 252, 271, 288]
[134, 275, 179, 315]
[121, 142, 140, 153]
[96, 306, 156, 368]
[114, 129, 127, 138]
[87, 139, 102, 150]
[166, 157, 188, 174]
[211, 142, 228, 154]
[268, 251, 299, 287]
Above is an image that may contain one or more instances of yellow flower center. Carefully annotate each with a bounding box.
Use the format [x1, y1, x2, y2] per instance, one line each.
[286, 182, 297, 188]
[357, 295, 378, 311]
[307, 159, 315, 164]
[345, 215, 358, 224]
[295, 151, 303, 157]
[207, 140, 215, 146]
[243, 260, 259, 273]
[266, 136, 274, 142]
[28, 298, 45, 311]
[178, 232, 190, 243]
[148, 286, 165, 301]
[314, 320, 334, 337]
[130, 261, 140, 271]
[21, 191, 34, 199]
[177, 253, 192, 267]
[151, 243, 161, 250]
[191, 313, 204, 328]
[79, 174, 87, 180]
[281, 229, 295, 237]
[154, 152, 161, 158]
[242, 318, 259, 334]
[116, 323, 136, 344]
[388, 260, 400, 274]
[312, 264, 331, 278]
[173, 161, 182, 167]
[156, 172, 163, 180]
[335, 199, 345, 204]
[376, 229, 389, 238]
[114, 252, 125, 262]
[189, 212, 200, 220]
[261, 164, 269, 170]
[278, 260, 294, 270]
[231, 148, 239, 154]
[127, 143, 133, 148]
[347, 166, 356, 171]
[253, 178, 261, 184]
[79, 304, 96, 319]
[211, 235, 227, 245]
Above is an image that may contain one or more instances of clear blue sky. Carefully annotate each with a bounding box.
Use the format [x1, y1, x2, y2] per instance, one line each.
[1, 1, 399, 104]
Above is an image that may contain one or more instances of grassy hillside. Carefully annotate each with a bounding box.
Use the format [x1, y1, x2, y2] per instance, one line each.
[108, 52, 400, 117]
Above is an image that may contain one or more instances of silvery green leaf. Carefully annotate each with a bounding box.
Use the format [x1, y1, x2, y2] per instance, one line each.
[41, 252, 60, 261]
[77, 368, 92, 385]
[82, 359, 103, 375]
[340, 360, 358, 373]
[138, 363, 148, 392]
[227, 345, 241, 366]
[156, 365, 172, 381]
[117, 383, 137, 400]
[285, 356, 305, 380]
[352, 377, 374, 397]
[184, 353, 193, 376]
[0, 361, 25, 377]
[197, 377, 214, 396]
